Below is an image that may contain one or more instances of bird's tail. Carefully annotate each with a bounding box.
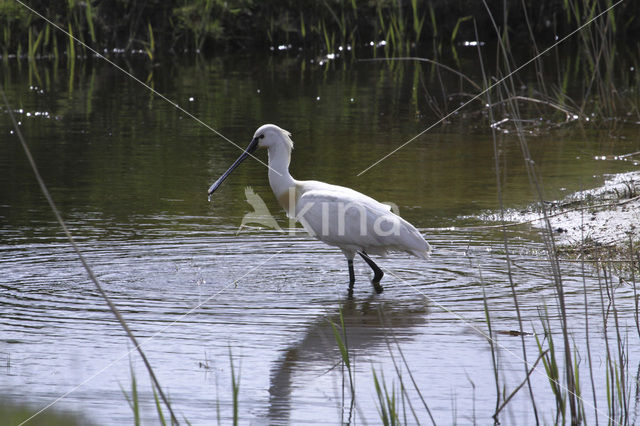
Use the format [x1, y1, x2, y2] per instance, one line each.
[411, 244, 432, 260]
[401, 226, 432, 260]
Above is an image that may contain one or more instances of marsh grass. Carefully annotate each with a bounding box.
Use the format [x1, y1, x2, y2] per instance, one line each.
[121, 360, 170, 426]
[330, 309, 356, 423]
[4, 1, 639, 125]
[480, 1, 639, 423]
[482, 0, 581, 420]
[326, 307, 441, 425]
[2, 1, 637, 65]
[534, 307, 569, 423]
[120, 349, 242, 425]
[229, 348, 240, 426]
[323, 261, 638, 425]
[383, 329, 435, 425]
[372, 367, 400, 426]
[120, 362, 141, 425]
[343, 2, 639, 424]
[415, 0, 638, 127]
[597, 256, 635, 424]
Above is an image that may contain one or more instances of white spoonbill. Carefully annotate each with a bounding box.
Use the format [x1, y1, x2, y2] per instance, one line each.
[208, 124, 431, 295]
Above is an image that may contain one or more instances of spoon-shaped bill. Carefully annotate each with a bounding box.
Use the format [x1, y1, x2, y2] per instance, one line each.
[208, 137, 260, 198]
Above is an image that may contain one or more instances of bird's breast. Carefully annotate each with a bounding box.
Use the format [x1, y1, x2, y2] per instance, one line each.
[275, 186, 299, 217]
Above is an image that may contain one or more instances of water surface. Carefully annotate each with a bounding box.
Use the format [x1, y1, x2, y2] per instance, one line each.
[1, 52, 640, 424]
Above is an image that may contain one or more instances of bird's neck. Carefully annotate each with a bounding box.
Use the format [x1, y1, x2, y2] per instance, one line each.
[267, 145, 297, 213]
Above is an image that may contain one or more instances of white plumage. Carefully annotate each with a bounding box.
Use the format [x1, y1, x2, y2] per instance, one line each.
[294, 181, 431, 259]
[208, 124, 431, 295]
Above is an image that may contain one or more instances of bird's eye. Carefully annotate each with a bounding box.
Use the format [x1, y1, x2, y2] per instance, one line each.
[258, 134, 265, 139]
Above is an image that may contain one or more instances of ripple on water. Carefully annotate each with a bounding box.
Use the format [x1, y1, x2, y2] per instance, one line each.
[1, 226, 637, 424]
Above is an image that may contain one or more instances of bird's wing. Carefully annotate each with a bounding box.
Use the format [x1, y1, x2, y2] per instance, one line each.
[297, 180, 392, 211]
[296, 187, 431, 259]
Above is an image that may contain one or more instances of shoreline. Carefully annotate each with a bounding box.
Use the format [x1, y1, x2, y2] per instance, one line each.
[535, 171, 639, 273]
[475, 170, 640, 275]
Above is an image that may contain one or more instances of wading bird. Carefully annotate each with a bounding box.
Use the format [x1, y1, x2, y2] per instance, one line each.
[208, 124, 431, 295]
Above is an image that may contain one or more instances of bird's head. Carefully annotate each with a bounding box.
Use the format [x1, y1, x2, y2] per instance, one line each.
[253, 124, 294, 151]
[207, 124, 293, 198]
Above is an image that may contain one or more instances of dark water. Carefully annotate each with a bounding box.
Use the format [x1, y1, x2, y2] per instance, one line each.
[1, 52, 640, 424]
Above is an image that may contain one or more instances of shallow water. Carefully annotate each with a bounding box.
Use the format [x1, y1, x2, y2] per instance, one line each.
[1, 52, 640, 424]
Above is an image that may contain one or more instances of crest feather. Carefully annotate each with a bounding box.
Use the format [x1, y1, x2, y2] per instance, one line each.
[280, 128, 294, 150]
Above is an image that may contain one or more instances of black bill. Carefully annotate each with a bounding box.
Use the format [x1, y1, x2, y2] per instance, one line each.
[208, 137, 260, 197]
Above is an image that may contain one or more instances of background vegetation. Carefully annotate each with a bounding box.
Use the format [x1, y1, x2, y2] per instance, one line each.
[1, 0, 639, 58]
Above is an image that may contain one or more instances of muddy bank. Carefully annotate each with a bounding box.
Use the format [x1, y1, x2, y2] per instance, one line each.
[481, 171, 640, 273]
[543, 171, 639, 261]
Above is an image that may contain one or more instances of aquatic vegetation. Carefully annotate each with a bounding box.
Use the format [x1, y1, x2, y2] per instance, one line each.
[3, 1, 638, 124]
[121, 360, 171, 426]
[0, 1, 635, 59]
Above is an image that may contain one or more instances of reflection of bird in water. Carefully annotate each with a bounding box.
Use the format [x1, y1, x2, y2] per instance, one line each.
[266, 296, 429, 424]
[236, 186, 282, 234]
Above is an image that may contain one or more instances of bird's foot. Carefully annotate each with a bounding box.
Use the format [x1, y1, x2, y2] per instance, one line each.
[371, 280, 383, 294]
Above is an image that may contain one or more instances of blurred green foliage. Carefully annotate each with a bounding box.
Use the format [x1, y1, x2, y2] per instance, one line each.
[0, 399, 90, 426]
[0, 0, 638, 56]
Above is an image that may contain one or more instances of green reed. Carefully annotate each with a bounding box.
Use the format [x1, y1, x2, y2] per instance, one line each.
[121, 359, 172, 426]
[372, 368, 400, 426]
[229, 348, 240, 426]
[330, 309, 356, 422]
[473, 2, 637, 423]
[2, 0, 633, 67]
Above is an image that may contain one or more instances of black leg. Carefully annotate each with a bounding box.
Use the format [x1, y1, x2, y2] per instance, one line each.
[347, 259, 355, 297]
[358, 252, 384, 294]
